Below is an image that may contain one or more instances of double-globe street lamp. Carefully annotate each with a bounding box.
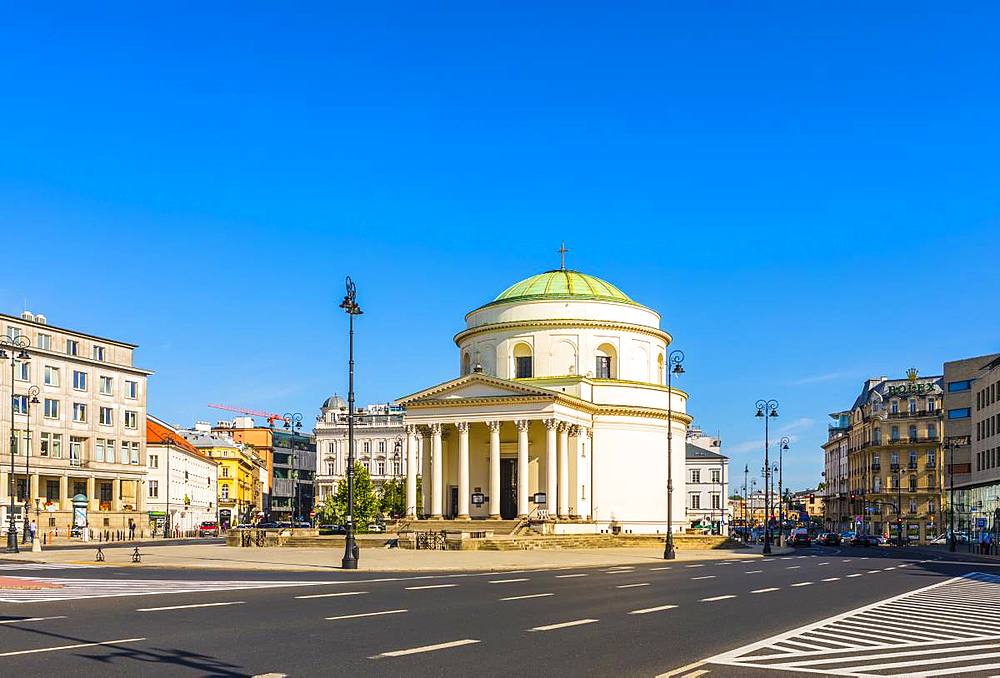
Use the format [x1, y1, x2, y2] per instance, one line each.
[340, 276, 362, 570]
[755, 399, 779, 555]
[663, 349, 685, 560]
[2, 335, 31, 553]
[21, 385, 40, 544]
[778, 436, 790, 546]
[283, 412, 303, 525]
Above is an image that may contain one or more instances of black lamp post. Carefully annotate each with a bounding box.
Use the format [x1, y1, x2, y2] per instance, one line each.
[755, 399, 779, 555]
[22, 385, 40, 544]
[778, 436, 789, 546]
[663, 349, 685, 560]
[283, 413, 303, 525]
[743, 464, 749, 540]
[2, 335, 30, 553]
[340, 276, 362, 570]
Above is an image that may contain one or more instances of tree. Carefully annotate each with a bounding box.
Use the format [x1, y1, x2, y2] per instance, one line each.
[377, 476, 422, 519]
[317, 463, 380, 532]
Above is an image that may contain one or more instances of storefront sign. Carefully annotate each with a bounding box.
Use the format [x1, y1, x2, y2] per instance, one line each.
[887, 382, 934, 396]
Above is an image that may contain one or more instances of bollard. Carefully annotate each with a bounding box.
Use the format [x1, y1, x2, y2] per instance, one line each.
[131, 547, 141, 563]
[96, 546, 105, 562]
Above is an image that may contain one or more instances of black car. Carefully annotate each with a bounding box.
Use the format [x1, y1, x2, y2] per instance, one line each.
[256, 521, 279, 529]
[790, 528, 812, 546]
[850, 534, 876, 547]
[319, 524, 347, 535]
[817, 532, 841, 546]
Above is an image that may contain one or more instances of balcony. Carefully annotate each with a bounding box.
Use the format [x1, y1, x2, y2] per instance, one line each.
[908, 462, 918, 470]
[926, 462, 937, 469]
[870, 464, 881, 471]
[886, 409, 941, 420]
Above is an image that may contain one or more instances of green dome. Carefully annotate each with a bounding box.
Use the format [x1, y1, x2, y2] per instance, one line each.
[492, 269, 636, 305]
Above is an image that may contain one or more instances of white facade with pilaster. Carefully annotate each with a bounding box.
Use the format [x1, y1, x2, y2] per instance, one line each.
[396, 267, 692, 534]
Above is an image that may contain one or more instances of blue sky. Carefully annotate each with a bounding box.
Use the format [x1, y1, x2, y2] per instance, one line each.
[2, 3, 998, 491]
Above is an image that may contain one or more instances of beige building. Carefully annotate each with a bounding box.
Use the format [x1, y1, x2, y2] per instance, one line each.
[966, 355, 1000, 532]
[1, 311, 151, 538]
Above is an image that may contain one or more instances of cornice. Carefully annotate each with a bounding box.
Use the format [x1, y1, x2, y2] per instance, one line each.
[453, 318, 672, 347]
[404, 394, 693, 424]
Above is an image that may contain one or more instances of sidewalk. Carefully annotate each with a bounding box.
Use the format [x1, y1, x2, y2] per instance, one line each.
[0, 542, 791, 573]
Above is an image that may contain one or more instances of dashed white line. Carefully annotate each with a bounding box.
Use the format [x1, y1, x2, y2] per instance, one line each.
[405, 584, 457, 590]
[685, 564, 705, 569]
[0, 616, 67, 625]
[555, 574, 587, 578]
[500, 593, 554, 601]
[822, 577, 841, 582]
[786, 566, 801, 570]
[137, 602, 244, 612]
[489, 578, 530, 584]
[791, 582, 813, 588]
[529, 618, 599, 632]
[616, 583, 651, 589]
[649, 567, 672, 571]
[744, 570, 763, 574]
[629, 604, 678, 615]
[752, 588, 780, 594]
[701, 595, 737, 602]
[295, 591, 368, 600]
[371, 638, 480, 658]
[691, 576, 716, 581]
[847, 574, 863, 578]
[326, 610, 407, 621]
[0, 638, 146, 657]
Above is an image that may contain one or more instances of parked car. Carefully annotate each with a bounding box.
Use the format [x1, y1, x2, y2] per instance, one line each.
[256, 521, 279, 529]
[817, 532, 842, 546]
[293, 521, 312, 528]
[790, 528, 812, 547]
[367, 524, 385, 533]
[198, 521, 219, 537]
[850, 534, 876, 547]
[319, 524, 347, 535]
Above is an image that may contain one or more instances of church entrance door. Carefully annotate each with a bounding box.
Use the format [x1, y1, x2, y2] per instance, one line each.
[500, 459, 517, 519]
[448, 486, 458, 518]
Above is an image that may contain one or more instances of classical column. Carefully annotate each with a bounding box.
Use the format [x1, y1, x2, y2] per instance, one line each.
[430, 423, 443, 519]
[59, 475, 69, 510]
[135, 478, 145, 513]
[112, 478, 121, 512]
[516, 419, 530, 518]
[457, 422, 470, 519]
[573, 427, 587, 518]
[487, 421, 501, 519]
[30, 474, 39, 512]
[86, 477, 97, 511]
[544, 419, 558, 515]
[405, 425, 418, 518]
[558, 423, 570, 519]
[421, 428, 432, 517]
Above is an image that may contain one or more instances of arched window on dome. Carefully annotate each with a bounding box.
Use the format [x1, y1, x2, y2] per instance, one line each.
[595, 343, 617, 379]
[657, 353, 665, 385]
[513, 343, 533, 379]
[462, 352, 471, 376]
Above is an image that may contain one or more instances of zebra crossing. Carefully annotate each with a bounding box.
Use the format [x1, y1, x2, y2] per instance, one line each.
[0, 577, 341, 603]
[705, 572, 1000, 676]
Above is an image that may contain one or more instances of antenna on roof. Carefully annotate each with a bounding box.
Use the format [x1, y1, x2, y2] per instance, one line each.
[558, 241, 569, 270]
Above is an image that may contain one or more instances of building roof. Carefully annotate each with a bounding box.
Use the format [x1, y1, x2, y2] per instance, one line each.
[146, 416, 206, 458]
[321, 394, 347, 410]
[488, 269, 639, 307]
[686, 443, 728, 461]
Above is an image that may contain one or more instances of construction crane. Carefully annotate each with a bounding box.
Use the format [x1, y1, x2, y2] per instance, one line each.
[208, 403, 287, 426]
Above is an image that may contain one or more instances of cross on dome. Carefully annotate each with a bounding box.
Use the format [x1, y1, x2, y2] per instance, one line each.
[557, 241, 569, 270]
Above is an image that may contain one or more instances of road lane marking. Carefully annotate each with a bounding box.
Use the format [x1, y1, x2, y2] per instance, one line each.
[371, 638, 480, 658]
[691, 576, 716, 580]
[529, 618, 599, 631]
[137, 602, 244, 612]
[786, 566, 801, 569]
[555, 574, 587, 578]
[629, 604, 678, 615]
[326, 610, 407, 621]
[649, 567, 672, 571]
[751, 588, 779, 594]
[656, 660, 706, 677]
[616, 583, 651, 589]
[744, 570, 763, 574]
[489, 578, 530, 584]
[405, 584, 457, 590]
[0, 616, 67, 625]
[701, 595, 736, 602]
[685, 564, 705, 568]
[295, 591, 367, 599]
[790, 582, 813, 587]
[0, 638, 146, 657]
[822, 577, 841, 582]
[818, 562, 830, 565]
[884, 566, 897, 571]
[605, 566, 635, 571]
[500, 593, 554, 601]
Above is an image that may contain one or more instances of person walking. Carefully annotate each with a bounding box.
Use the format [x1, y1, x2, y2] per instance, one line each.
[128, 520, 136, 540]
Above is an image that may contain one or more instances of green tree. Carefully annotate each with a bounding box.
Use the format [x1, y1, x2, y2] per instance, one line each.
[317, 463, 380, 532]
[377, 476, 422, 519]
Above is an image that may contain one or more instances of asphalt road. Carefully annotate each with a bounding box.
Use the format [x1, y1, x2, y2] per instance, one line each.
[0, 546, 997, 677]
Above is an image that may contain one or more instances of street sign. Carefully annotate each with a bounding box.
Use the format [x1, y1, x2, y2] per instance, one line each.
[977, 518, 987, 528]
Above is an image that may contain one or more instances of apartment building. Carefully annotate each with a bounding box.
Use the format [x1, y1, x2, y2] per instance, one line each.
[1, 311, 151, 537]
[146, 416, 218, 534]
[180, 423, 265, 528]
[822, 412, 851, 533]
[968, 355, 1000, 531]
[685, 428, 728, 533]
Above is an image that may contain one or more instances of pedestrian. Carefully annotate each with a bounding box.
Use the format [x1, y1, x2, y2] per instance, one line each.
[981, 532, 989, 555]
[29, 520, 36, 542]
[128, 520, 136, 540]
[986, 531, 994, 556]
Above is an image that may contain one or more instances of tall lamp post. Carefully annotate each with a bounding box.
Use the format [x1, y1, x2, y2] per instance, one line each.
[743, 464, 749, 540]
[340, 276, 362, 570]
[755, 399, 779, 555]
[22, 385, 40, 544]
[663, 349, 685, 560]
[282, 413, 303, 525]
[778, 436, 789, 546]
[2, 335, 31, 554]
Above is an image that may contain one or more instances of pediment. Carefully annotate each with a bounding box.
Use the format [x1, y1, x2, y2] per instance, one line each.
[396, 374, 558, 406]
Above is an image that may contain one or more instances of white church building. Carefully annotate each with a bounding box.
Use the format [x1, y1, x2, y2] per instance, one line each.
[396, 263, 692, 534]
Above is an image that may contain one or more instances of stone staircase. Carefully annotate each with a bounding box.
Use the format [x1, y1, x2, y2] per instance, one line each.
[476, 534, 743, 551]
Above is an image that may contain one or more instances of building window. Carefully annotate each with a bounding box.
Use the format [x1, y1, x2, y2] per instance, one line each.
[363, 441, 371, 454]
[948, 408, 971, 420]
[595, 356, 611, 379]
[378, 440, 386, 454]
[890, 400, 899, 414]
[222, 467, 229, 478]
[377, 459, 386, 475]
[595, 343, 617, 379]
[874, 428, 882, 444]
[44, 365, 60, 386]
[37, 333, 51, 350]
[73, 370, 88, 391]
[689, 493, 701, 510]
[149, 480, 159, 498]
[124, 411, 138, 429]
[691, 470, 701, 483]
[125, 380, 138, 399]
[66, 339, 79, 356]
[95, 438, 107, 463]
[149, 454, 158, 469]
[130, 442, 140, 465]
[44, 398, 59, 419]
[100, 376, 113, 395]
[908, 500, 917, 514]
[393, 458, 401, 475]
[908, 425, 917, 441]
[73, 403, 87, 423]
[908, 399, 917, 414]
[6, 326, 21, 340]
[928, 424, 937, 439]
[12, 394, 28, 415]
[711, 493, 721, 509]
[928, 500, 936, 513]
[49, 433, 62, 459]
[909, 476, 917, 492]
[513, 343, 533, 378]
[14, 360, 29, 381]
[327, 462, 336, 476]
[93, 345, 106, 361]
[221, 484, 229, 500]
[948, 380, 972, 392]
[927, 397, 936, 412]
[711, 469, 721, 483]
[99, 407, 113, 426]
[891, 426, 899, 441]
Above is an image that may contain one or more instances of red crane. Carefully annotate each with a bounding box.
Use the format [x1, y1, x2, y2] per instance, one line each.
[208, 403, 287, 426]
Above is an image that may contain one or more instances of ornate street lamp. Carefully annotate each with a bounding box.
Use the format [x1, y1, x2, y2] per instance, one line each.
[22, 385, 40, 544]
[778, 436, 790, 546]
[2, 335, 30, 554]
[663, 349, 685, 560]
[755, 399, 779, 554]
[283, 412, 303, 525]
[340, 276, 362, 569]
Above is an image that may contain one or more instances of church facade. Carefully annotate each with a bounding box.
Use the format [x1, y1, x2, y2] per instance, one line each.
[396, 267, 692, 534]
